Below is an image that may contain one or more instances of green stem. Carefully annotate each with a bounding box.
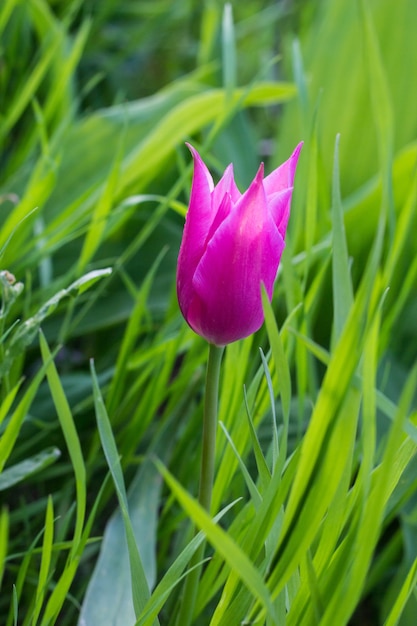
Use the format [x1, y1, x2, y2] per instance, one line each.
[176, 343, 224, 626]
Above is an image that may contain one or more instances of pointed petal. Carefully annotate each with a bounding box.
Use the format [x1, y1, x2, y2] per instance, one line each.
[177, 145, 215, 319]
[233, 162, 265, 224]
[213, 163, 241, 208]
[263, 142, 303, 196]
[186, 143, 214, 193]
[205, 191, 232, 248]
[267, 188, 293, 238]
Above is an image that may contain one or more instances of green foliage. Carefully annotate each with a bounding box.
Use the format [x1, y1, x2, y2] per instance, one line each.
[1, 0, 417, 625]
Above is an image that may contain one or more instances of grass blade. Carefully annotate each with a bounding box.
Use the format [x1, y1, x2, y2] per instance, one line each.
[0, 506, 9, 590]
[31, 496, 54, 626]
[90, 360, 155, 622]
[155, 459, 278, 624]
[39, 331, 86, 556]
[331, 134, 353, 343]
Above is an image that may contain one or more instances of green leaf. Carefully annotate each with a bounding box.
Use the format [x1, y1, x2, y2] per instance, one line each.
[3, 268, 112, 369]
[106, 248, 166, 416]
[39, 471, 111, 626]
[243, 386, 271, 491]
[359, 0, 395, 250]
[134, 501, 239, 626]
[258, 349, 280, 473]
[0, 506, 9, 590]
[39, 331, 86, 556]
[0, 364, 46, 473]
[0, 381, 21, 428]
[0, 447, 60, 491]
[31, 496, 54, 626]
[331, 134, 353, 343]
[384, 558, 417, 626]
[155, 459, 278, 624]
[77, 145, 122, 273]
[90, 360, 155, 623]
[261, 286, 291, 428]
[79, 456, 163, 626]
[219, 421, 261, 508]
[318, 366, 417, 625]
[222, 4, 236, 99]
[264, 388, 361, 617]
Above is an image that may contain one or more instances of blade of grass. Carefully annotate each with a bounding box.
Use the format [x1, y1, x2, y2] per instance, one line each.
[155, 458, 278, 624]
[6, 527, 47, 626]
[197, 0, 220, 66]
[0, 363, 47, 473]
[279, 178, 386, 544]
[359, 0, 394, 239]
[43, 19, 91, 124]
[359, 307, 380, 496]
[90, 360, 156, 623]
[258, 348, 280, 473]
[243, 386, 271, 490]
[302, 117, 318, 278]
[30, 496, 54, 626]
[80, 402, 186, 626]
[8, 268, 112, 358]
[262, 387, 361, 617]
[134, 501, 239, 626]
[261, 287, 291, 430]
[40, 472, 111, 626]
[290, 325, 417, 443]
[0, 506, 9, 590]
[39, 331, 86, 557]
[0, 381, 21, 427]
[77, 131, 122, 273]
[219, 421, 261, 508]
[0, 0, 17, 35]
[291, 38, 309, 122]
[320, 367, 417, 625]
[0, 447, 60, 491]
[106, 247, 167, 415]
[222, 3, 236, 100]
[0, 37, 60, 142]
[331, 133, 353, 344]
[384, 557, 417, 626]
[209, 449, 301, 626]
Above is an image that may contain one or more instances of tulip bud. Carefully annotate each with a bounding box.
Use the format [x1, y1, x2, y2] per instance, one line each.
[177, 142, 302, 345]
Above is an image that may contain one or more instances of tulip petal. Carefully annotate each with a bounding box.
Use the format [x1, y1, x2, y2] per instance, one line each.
[189, 167, 284, 345]
[263, 142, 303, 196]
[205, 191, 232, 249]
[186, 143, 214, 193]
[213, 163, 241, 207]
[177, 146, 216, 319]
[267, 188, 293, 237]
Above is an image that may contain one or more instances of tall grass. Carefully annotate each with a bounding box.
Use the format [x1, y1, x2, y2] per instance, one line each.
[1, 0, 416, 624]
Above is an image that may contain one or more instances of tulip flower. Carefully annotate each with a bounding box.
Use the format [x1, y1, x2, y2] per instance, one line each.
[177, 142, 302, 346]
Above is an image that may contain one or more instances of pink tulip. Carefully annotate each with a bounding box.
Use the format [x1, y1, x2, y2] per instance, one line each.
[177, 142, 302, 346]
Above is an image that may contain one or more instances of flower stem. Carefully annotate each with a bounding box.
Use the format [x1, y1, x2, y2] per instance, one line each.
[176, 343, 224, 626]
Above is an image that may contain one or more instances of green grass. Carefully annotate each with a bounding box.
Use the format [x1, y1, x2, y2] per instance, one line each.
[1, 0, 417, 624]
